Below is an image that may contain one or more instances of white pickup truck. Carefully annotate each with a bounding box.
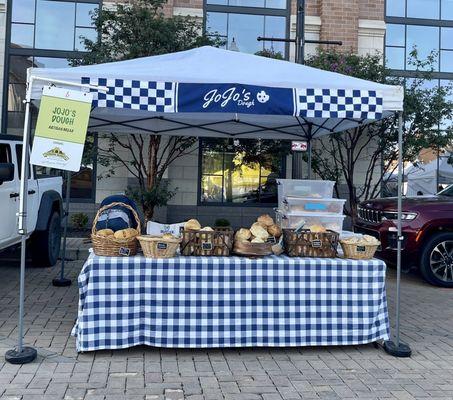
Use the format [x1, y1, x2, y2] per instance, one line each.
[0, 135, 63, 266]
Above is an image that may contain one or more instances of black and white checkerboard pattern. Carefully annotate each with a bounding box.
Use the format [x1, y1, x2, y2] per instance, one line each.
[81, 77, 175, 112]
[73, 254, 389, 351]
[296, 88, 383, 119]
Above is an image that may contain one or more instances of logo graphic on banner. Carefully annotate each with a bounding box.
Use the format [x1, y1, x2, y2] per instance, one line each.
[30, 86, 92, 172]
[291, 141, 307, 152]
[177, 83, 294, 115]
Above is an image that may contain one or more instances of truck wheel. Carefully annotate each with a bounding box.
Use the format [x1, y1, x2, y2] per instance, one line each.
[31, 212, 61, 267]
[420, 232, 453, 288]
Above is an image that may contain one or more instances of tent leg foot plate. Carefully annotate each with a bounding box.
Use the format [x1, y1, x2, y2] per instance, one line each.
[383, 340, 411, 358]
[5, 347, 37, 364]
[52, 278, 72, 287]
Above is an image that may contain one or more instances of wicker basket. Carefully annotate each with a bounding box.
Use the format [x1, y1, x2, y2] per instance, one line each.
[91, 202, 141, 257]
[180, 227, 233, 256]
[137, 235, 181, 258]
[283, 229, 339, 258]
[340, 241, 380, 260]
[233, 241, 273, 257]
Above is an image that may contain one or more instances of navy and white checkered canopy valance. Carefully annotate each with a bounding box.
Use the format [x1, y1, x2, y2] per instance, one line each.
[30, 46, 403, 138]
[80, 77, 384, 120]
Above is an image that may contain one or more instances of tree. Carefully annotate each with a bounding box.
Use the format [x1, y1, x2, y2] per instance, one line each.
[78, 0, 216, 221]
[305, 48, 453, 223]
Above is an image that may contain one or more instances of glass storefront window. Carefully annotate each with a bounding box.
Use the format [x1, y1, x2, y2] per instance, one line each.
[386, 0, 405, 17]
[207, 0, 286, 9]
[406, 25, 439, 70]
[76, 2, 97, 27]
[407, 0, 440, 19]
[442, 0, 453, 19]
[11, 24, 34, 48]
[386, 47, 405, 70]
[75, 27, 97, 51]
[200, 139, 282, 204]
[441, 28, 453, 49]
[441, 51, 453, 72]
[35, 0, 76, 50]
[386, 24, 405, 47]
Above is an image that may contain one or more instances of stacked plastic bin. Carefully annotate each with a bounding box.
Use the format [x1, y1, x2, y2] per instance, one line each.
[275, 179, 346, 233]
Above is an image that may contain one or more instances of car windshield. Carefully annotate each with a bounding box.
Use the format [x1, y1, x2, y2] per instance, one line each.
[438, 185, 453, 196]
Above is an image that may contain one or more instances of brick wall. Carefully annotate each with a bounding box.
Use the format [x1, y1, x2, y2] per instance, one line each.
[359, 0, 384, 20]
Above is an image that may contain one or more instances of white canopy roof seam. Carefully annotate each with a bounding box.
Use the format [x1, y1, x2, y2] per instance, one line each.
[29, 46, 404, 140]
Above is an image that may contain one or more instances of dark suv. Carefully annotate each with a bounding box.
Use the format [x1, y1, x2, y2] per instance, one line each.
[354, 185, 453, 288]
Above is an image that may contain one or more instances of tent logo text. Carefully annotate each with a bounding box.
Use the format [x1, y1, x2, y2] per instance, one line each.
[203, 87, 265, 109]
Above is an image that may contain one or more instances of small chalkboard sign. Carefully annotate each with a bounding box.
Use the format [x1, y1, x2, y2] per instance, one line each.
[311, 239, 322, 248]
[157, 242, 168, 250]
[202, 242, 213, 250]
[356, 245, 366, 252]
[119, 247, 131, 256]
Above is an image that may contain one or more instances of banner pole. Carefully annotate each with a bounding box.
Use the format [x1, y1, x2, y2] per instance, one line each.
[5, 71, 37, 364]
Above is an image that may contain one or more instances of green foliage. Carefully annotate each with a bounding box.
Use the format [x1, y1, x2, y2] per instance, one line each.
[305, 48, 453, 219]
[126, 181, 177, 221]
[71, 212, 89, 230]
[255, 49, 285, 60]
[214, 218, 231, 227]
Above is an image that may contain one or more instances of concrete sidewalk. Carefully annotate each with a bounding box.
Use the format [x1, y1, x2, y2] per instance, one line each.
[0, 258, 452, 400]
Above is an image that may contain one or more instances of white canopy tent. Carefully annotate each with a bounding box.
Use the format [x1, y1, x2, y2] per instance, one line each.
[7, 46, 408, 363]
[406, 156, 453, 196]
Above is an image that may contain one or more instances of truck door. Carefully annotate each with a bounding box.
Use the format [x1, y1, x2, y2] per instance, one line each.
[0, 143, 19, 245]
[15, 144, 39, 233]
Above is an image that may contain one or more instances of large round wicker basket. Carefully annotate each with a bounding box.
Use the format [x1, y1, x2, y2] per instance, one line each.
[137, 235, 181, 258]
[91, 202, 141, 257]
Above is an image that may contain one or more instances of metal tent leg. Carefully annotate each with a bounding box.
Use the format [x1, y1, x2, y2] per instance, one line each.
[383, 111, 411, 358]
[5, 73, 37, 365]
[53, 171, 72, 287]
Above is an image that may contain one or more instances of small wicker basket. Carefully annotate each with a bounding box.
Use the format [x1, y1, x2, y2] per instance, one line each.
[137, 235, 181, 258]
[91, 202, 141, 257]
[340, 241, 380, 260]
[283, 229, 339, 258]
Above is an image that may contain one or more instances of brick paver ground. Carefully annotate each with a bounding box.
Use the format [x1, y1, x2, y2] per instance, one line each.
[0, 257, 452, 400]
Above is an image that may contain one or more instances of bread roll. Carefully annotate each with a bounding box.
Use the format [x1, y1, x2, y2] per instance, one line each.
[250, 223, 269, 240]
[235, 228, 251, 241]
[162, 233, 175, 240]
[97, 228, 114, 237]
[200, 226, 214, 231]
[251, 237, 265, 243]
[308, 224, 326, 233]
[257, 214, 274, 227]
[184, 219, 201, 231]
[267, 224, 282, 238]
[114, 228, 138, 239]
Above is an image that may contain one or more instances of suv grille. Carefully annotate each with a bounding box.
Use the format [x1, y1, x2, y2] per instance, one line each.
[358, 206, 382, 223]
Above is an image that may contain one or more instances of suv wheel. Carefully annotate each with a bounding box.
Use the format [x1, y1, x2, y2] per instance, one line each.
[420, 232, 453, 288]
[30, 212, 61, 267]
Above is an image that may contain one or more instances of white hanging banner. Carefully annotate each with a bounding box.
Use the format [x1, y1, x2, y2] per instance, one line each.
[30, 86, 92, 172]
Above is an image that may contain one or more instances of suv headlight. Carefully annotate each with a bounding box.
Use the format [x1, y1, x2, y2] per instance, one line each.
[382, 211, 417, 221]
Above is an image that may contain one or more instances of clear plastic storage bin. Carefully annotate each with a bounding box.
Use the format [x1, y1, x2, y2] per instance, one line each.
[277, 179, 335, 207]
[276, 210, 345, 233]
[282, 197, 346, 214]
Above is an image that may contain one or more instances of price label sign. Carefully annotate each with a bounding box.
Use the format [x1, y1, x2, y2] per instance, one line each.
[291, 141, 308, 152]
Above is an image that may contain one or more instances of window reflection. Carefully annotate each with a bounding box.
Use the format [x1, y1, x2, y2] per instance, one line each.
[76, 3, 97, 27]
[12, 0, 35, 23]
[11, 24, 34, 48]
[207, 0, 286, 9]
[386, 47, 405, 70]
[386, 24, 405, 47]
[407, 0, 440, 19]
[442, 0, 453, 19]
[406, 25, 439, 70]
[386, 0, 405, 17]
[206, 12, 286, 55]
[35, 0, 76, 50]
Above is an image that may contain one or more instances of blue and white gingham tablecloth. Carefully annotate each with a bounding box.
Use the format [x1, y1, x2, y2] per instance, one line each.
[73, 253, 389, 352]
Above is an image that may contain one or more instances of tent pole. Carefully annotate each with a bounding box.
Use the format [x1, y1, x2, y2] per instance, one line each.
[5, 71, 37, 365]
[53, 171, 72, 287]
[307, 138, 312, 179]
[383, 111, 411, 358]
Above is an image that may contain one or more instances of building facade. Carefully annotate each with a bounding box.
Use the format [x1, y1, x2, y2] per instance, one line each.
[0, 0, 387, 227]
